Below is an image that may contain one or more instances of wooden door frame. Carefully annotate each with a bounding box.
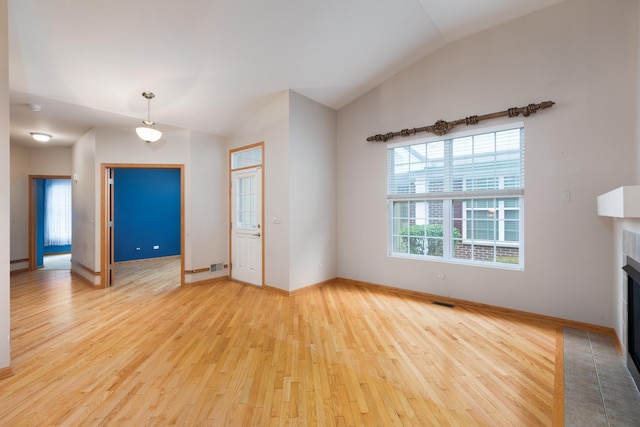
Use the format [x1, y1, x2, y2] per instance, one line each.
[229, 142, 265, 286]
[100, 164, 185, 288]
[28, 175, 72, 271]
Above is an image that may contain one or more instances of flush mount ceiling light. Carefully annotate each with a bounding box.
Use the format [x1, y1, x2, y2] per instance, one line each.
[30, 132, 52, 142]
[135, 91, 162, 143]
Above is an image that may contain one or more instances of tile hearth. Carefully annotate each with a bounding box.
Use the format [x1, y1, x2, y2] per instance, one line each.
[564, 328, 640, 426]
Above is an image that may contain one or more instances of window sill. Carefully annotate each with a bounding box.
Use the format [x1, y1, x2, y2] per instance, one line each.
[389, 253, 524, 270]
[459, 240, 520, 248]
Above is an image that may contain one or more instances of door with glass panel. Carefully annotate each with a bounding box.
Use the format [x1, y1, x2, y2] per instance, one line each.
[230, 145, 263, 286]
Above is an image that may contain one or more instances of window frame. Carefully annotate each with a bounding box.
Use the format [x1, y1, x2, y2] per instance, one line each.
[387, 122, 525, 269]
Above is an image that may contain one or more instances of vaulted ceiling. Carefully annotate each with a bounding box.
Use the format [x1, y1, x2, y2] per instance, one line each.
[8, 0, 565, 147]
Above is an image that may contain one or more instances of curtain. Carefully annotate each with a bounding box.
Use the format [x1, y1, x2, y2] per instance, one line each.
[44, 179, 72, 246]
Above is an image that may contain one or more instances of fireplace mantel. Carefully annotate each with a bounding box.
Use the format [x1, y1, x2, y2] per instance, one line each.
[597, 186, 640, 218]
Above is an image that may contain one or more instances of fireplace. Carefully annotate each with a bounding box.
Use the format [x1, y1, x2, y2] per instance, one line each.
[597, 189, 640, 389]
[623, 256, 640, 389]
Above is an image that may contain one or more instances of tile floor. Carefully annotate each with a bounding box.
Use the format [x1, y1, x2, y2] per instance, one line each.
[42, 253, 71, 270]
[564, 327, 640, 426]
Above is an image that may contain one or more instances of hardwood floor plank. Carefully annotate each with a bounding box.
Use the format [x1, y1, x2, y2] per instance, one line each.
[2, 259, 560, 425]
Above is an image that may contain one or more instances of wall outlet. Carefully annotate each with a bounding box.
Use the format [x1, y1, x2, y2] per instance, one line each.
[153, 245, 160, 250]
[136, 247, 141, 251]
[436, 273, 446, 280]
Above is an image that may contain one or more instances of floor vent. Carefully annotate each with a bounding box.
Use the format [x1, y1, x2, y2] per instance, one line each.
[432, 300, 455, 308]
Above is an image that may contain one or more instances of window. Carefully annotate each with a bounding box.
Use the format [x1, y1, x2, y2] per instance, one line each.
[231, 146, 262, 169]
[388, 124, 524, 268]
[236, 174, 258, 228]
[44, 179, 72, 247]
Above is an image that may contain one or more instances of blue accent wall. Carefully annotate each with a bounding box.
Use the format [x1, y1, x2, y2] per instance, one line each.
[35, 179, 45, 267]
[44, 245, 71, 254]
[114, 168, 181, 262]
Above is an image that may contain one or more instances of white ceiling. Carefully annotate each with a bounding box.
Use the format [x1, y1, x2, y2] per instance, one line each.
[8, 0, 564, 147]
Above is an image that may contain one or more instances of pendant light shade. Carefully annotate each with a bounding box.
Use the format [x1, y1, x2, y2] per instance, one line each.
[135, 126, 162, 143]
[136, 92, 162, 143]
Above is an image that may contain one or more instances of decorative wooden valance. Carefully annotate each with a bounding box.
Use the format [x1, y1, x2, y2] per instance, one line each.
[366, 100, 555, 142]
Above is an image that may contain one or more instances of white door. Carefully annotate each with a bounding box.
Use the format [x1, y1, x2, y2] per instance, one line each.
[231, 167, 262, 286]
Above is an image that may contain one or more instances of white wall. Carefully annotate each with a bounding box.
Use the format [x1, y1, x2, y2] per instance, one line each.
[337, 0, 637, 327]
[71, 129, 98, 280]
[0, 0, 11, 370]
[10, 145, 28, 264]
[289, 91, 337, 290]
[9, 145, 72, 268]
[185, 130, 228, 283]
[27, 146, 72, 175]
[637, 0, 640, 187]
[228, 91, 291, 291]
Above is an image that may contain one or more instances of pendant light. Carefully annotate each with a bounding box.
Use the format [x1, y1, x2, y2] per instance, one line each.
[136, 91, 162, 143]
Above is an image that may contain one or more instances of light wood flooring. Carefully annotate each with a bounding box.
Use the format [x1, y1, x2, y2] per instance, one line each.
[2, 258, 560, 426]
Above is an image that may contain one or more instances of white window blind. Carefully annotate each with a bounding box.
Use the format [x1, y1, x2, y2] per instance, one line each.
[44, 179, 72, 247]
[388, 126, 524, 199]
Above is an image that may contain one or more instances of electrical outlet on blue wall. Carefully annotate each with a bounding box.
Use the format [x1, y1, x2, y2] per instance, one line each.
[153, 245, 159, 250]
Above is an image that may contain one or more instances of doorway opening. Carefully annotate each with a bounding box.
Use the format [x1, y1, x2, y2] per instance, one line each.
[101, 164, 185, 288]
[229, 143, 264, 287]
[29, 175, 72, 271]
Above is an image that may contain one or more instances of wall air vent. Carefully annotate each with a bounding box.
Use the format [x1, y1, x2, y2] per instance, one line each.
[210, 263, 225, 272]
